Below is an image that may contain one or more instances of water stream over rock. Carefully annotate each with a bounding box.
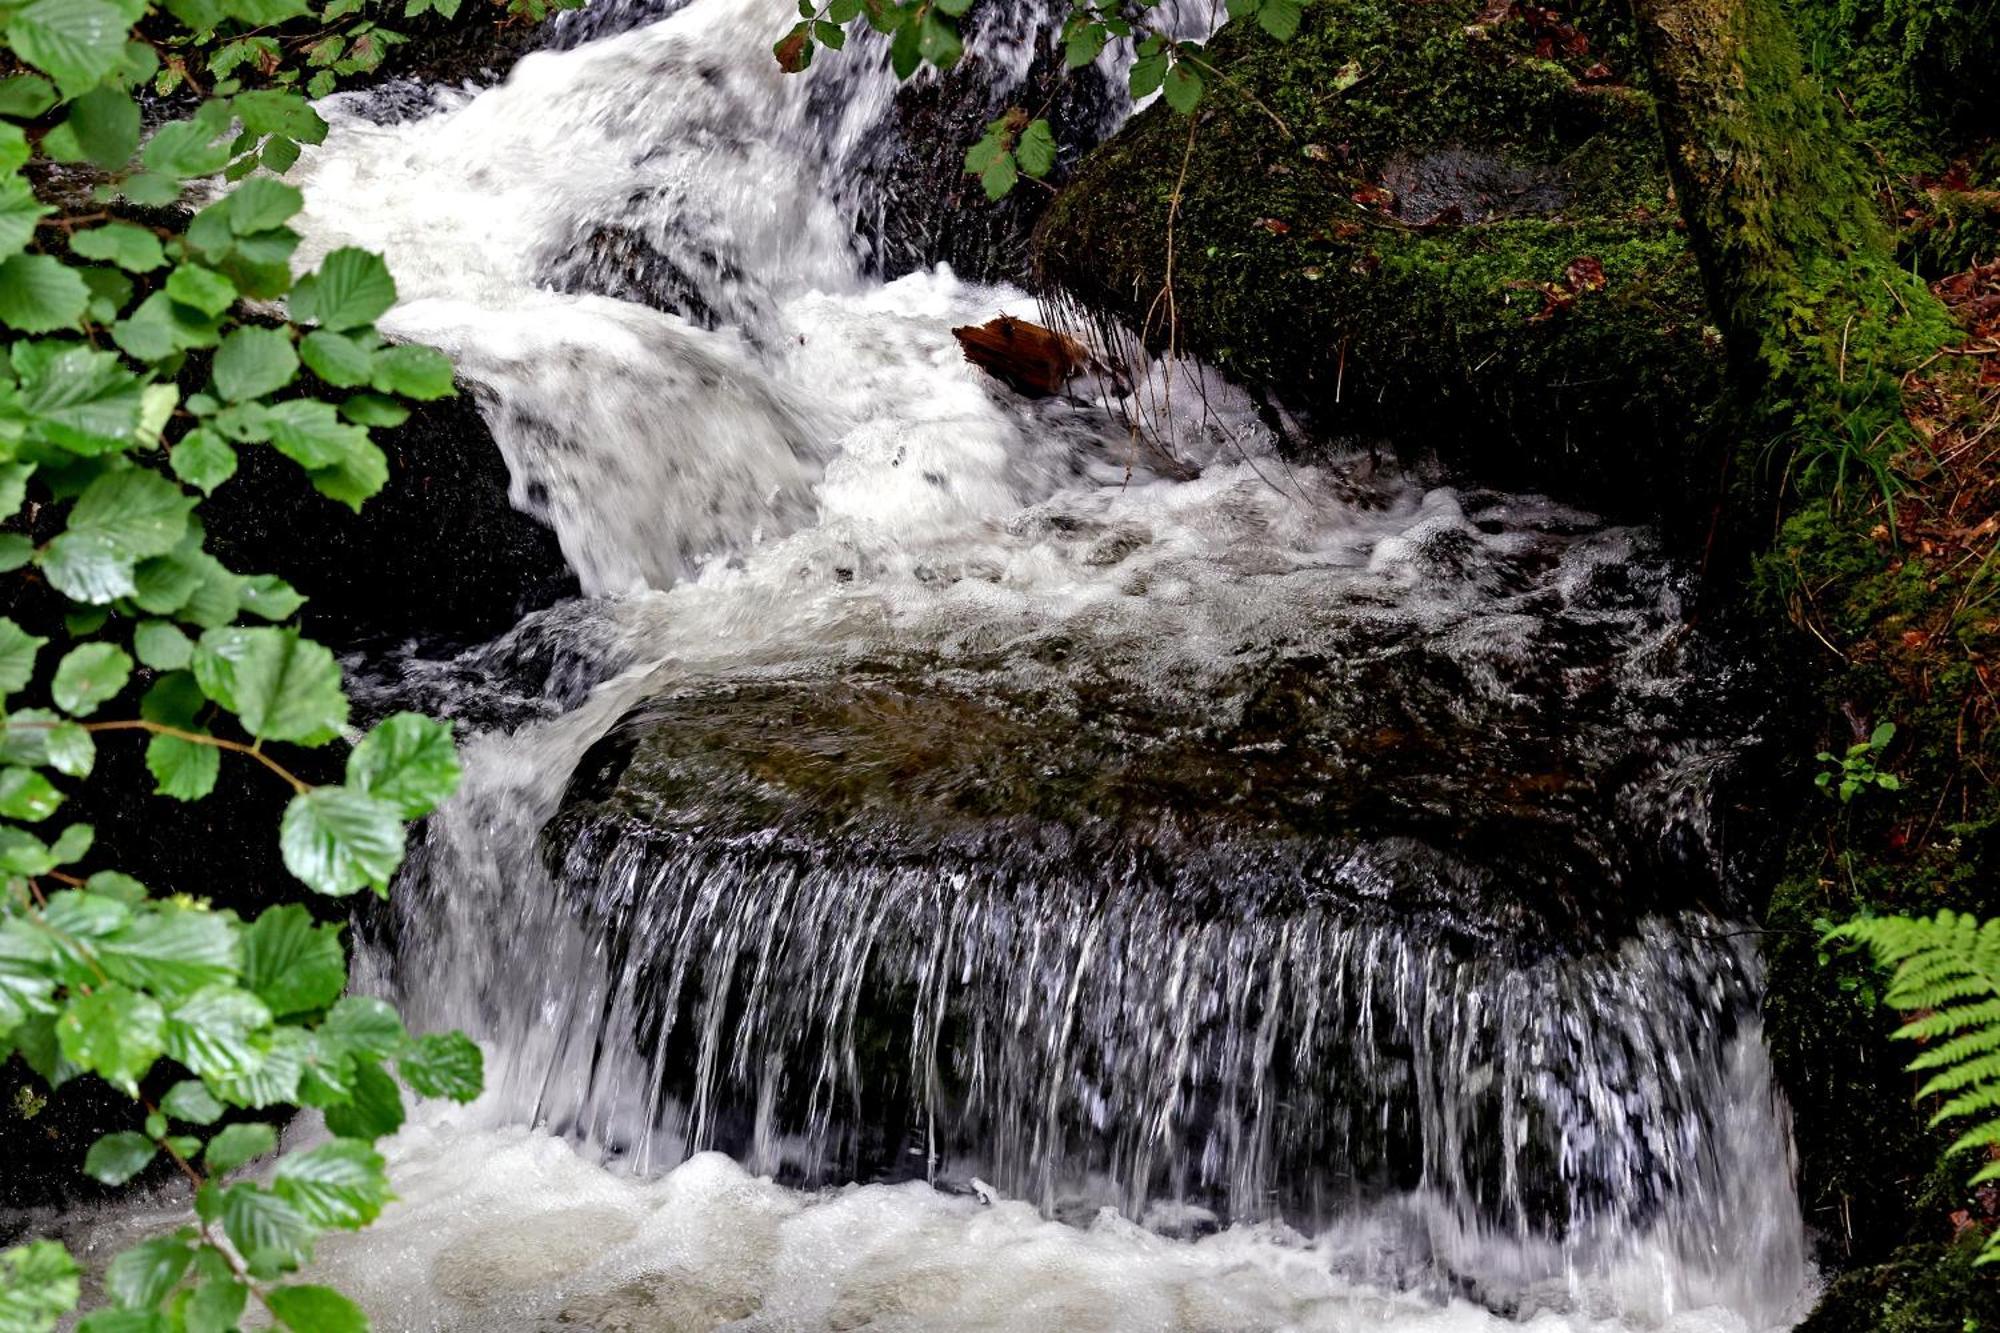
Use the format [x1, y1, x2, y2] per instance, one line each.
[67, 0, 1822, 1325]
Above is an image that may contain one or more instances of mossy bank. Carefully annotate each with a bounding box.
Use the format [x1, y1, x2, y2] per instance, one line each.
[1033, 0, 1722, 510]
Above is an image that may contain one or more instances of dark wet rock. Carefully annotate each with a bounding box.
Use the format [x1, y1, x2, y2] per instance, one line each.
[201, 387, 578, 652]
[1379, 147, 1568, 226]
[845, 25, 1118, 285]
[548, 644, 1754, 955]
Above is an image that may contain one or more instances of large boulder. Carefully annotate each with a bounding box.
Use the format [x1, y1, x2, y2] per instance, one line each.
[1033, 0, 1721, 508]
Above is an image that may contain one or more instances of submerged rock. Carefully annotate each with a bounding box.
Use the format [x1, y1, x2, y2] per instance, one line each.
[1032, 0, 1721, 508]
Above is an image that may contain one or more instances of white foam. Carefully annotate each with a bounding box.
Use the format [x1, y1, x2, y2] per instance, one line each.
[63, 1119, 1806, 1332]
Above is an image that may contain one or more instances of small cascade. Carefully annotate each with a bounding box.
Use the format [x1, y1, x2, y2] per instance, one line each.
[270, 0, 1818, 1325]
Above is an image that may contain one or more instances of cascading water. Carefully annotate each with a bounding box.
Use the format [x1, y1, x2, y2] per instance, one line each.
[60, 0, 1822, 1326]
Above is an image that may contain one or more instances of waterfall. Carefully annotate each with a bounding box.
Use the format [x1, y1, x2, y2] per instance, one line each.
[254, 0, 1825, 1325]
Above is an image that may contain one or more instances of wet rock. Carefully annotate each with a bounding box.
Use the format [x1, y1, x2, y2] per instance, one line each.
[200, 386, 578, 651]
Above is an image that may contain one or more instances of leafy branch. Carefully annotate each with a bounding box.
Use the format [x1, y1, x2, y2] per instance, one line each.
[0, 2, 519, 1330]
[771, 0, 1303, 198]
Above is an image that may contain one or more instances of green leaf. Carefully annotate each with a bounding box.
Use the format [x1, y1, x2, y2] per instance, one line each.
[1015, 119, 1056, 178]
[1064, 21, 1106, 67]
[8, 0, 128, 98]
[337, 393, 407, 428]
[204, 1121, 276, 1175]
[57, 984, 165, 1095]
[165, 265, 237, 318]
[263, 399, 372, 471]
[0, 254, 88, 332]
[0, 75, 59, 119]
[183, 1278, 247, 1333]
[44, 723, 93, 779]
[348, 713, 460, 819]
[141, 117, 233, 180]
[1161, 60, 1203, 113]
[1129, 47, 1168, 98]
[239, 575, 305, 622]
[161, 1078, 226, 1125]
[0, 465, 31, 522]
[40, 467, 195, 605]
[49, 820, 92, 864]
[917, 13, 961, 65]
[69, 223, 163, 275]
[57, 85, 141, 171]
[0, 766, 64, 821]
[0, 917, 58, 1037]
[368, 344, 453, 400]
[293, 248, 396, 331]
[145, 731, 219, 799]
[211, 326, 299, 402]
[300, 331, 373, 388]
[231, 91, 327, 146]
[319, 996, 406, 1060]
[133, 620, 194, 671]
[52, 643, 131, 716]
[321, 1056, 403, 1139]
[272, 1139, 390, 1229]
[1254, 0, 1301, 37]
[0, 619, 47, 695]
[241, 905, 346, 1017]
[165, 984, 273, 1083]
[99, 906, 237, 997]
[218, 1184, 314, 1278]
[169, 429, 237, 496]
[83, 1132, 156, 1186]
[115, 291, 222, 361]
[0, 177, 50, 264]
[59, 464, 196, 558]
[0, 826, 56, 878]
[210, 1021, 305, 1108]
[978, 152, 1018, 200]
[192, 627, 347, 744]
[136, 384, 178, 447]
[104, 1236, 191, 1310]
[399, 1030, 483, 1103]
[280, 786, 405, 898]
[0, 1241, 81, 1333]
[225, 178, 304, 234]
[222, 0, 313, 21]
[266, 1284, 367, 1333]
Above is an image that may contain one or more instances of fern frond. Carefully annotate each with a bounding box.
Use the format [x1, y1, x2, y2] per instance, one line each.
[1900, 997, 2000, 1040]
[1945, 1118, 2000, 1155]
[1908, 1024, 2000, 1071]
[1831, 909, 2000, 1264]
[1932, 1085, 2000, 1125]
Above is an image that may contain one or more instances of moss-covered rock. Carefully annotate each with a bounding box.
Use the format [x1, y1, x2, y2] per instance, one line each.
[1033, 0, 1721, 507]
[1798, 1239, 2000, 1331]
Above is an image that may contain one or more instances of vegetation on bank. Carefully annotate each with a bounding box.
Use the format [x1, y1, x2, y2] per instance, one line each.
[0, 2, 579, 1330]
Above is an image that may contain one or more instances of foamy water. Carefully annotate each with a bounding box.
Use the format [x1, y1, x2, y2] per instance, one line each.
[56, 1115, 1806, 1333]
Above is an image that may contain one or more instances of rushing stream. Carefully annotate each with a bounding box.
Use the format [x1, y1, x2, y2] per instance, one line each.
[64, 0, 1818, 1327]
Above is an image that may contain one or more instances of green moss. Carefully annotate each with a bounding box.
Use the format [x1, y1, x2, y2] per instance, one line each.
[1798, 1239, 2000, 1331]
[1035, 0, 1719, 503]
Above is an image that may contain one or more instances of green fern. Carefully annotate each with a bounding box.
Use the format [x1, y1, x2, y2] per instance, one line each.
[1831, 910, 2000, 1264]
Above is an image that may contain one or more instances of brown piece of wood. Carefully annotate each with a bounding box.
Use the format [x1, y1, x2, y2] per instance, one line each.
[952, 316, 1090, 397]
